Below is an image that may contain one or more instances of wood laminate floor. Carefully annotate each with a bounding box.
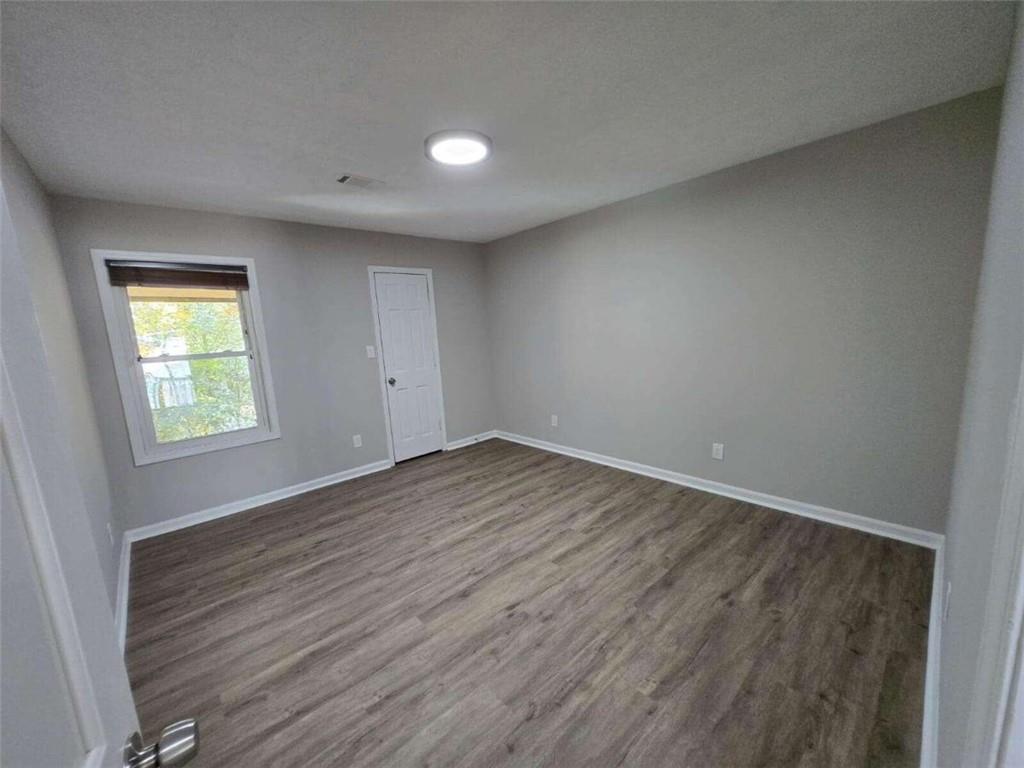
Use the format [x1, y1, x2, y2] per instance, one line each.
[126, 439, 932, 767]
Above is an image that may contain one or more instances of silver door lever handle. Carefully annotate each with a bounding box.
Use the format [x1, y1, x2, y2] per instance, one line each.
[124, 719, 198, 767]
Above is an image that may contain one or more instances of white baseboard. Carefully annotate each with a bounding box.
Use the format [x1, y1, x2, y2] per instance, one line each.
[493, 431, 944, 550]
[115, 458, 394, 651]
[444, 430, 499, 451]
[124, 459, 393, 543]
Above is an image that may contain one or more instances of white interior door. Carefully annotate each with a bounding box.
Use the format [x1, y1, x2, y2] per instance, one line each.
[372, 270, 445, 462]
[1, 454, 88, 768]
[0, 365, 139, 768]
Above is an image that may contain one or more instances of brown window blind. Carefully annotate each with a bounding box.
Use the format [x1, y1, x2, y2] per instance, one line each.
[106, 260, 249, 290]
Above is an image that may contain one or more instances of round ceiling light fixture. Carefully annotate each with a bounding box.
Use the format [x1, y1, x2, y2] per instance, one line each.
[425, 129, 492, 166]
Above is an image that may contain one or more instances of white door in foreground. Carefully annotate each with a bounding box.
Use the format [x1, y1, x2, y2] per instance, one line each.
[1, 455, 87, 767]
[0, 362, 142, 768]
[1, 366, 200, 768]
[373, 271, 445, 462]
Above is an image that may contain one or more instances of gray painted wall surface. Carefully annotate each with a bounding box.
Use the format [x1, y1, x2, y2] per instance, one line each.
[940, 10, 1024, 765]
[2, 157, 141, 756]
[1, 132, 121, 609]
[52, 197, 494, 530]
[484, 90, 1002, 533]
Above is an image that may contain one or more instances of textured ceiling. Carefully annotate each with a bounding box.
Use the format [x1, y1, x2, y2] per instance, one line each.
[1, 2, 1015, 242]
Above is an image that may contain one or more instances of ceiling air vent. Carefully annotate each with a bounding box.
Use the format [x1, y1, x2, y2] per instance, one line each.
[336, 173, 383, 190]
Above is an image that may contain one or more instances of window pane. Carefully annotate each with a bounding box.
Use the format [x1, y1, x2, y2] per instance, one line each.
[128, 286, 246, 358]
[142, 356, 258, 443]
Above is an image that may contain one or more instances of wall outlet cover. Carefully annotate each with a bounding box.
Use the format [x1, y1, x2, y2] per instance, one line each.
[353, 434, 363, 448]
[712, 442, 725, 461]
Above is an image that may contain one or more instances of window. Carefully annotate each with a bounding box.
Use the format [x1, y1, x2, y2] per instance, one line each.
[92, 251, 279, 465]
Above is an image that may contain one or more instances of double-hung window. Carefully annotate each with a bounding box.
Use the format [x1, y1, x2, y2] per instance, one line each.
[92, 250, 279, 465]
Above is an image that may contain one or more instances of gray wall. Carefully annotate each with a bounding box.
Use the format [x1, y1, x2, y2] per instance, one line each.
[1, 132, 121, 608]
[484, 90, 1002, 534]
[2, 144, 141, 752]
[940, 9, 1024, 765]
[53, 197, 494, 530]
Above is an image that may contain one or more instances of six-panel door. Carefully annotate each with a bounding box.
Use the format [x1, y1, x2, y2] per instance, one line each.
[374, 271, 444, 462]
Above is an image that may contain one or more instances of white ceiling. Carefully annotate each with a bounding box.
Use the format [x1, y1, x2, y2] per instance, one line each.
[1, 2, 1015, 243]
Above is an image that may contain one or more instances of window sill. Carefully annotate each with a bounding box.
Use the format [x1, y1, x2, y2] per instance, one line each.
[131, 427, 281, 466]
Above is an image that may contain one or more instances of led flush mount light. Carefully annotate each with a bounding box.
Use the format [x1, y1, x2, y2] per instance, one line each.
[425, 129, 492, 166]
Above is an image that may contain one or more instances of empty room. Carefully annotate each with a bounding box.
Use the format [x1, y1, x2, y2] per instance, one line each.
[2, 2, 1024, 767]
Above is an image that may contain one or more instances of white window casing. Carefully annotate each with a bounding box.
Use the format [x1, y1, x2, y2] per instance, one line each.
[91, 249, 280, 465]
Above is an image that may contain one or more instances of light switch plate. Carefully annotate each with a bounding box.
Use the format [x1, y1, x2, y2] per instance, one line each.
[366, 345, 376, 358]
[712, 442, 725, 461]
[551, 414, 558, 427]
[353, 434, 363, 448]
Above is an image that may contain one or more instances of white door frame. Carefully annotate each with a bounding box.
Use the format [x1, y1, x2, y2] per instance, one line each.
[983, 350, 1024, 767]
[367, 266, 447, 464]
[2, 358, 118, 768]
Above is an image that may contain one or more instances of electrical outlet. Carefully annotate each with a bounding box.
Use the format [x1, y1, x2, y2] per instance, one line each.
[366, 345, 376, 358]
[551, 414, 558, 427]
[712, 442, 725, 461]
[352, 434, 363, 448]
[106, 522, 115, 548]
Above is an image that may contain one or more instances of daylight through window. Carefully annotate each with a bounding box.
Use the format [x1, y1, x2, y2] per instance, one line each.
[95, 252, 279, 464]
[128, 285, 259, 443]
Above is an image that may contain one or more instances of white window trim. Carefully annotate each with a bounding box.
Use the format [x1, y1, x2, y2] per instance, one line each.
[91, 249, 280, 465]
